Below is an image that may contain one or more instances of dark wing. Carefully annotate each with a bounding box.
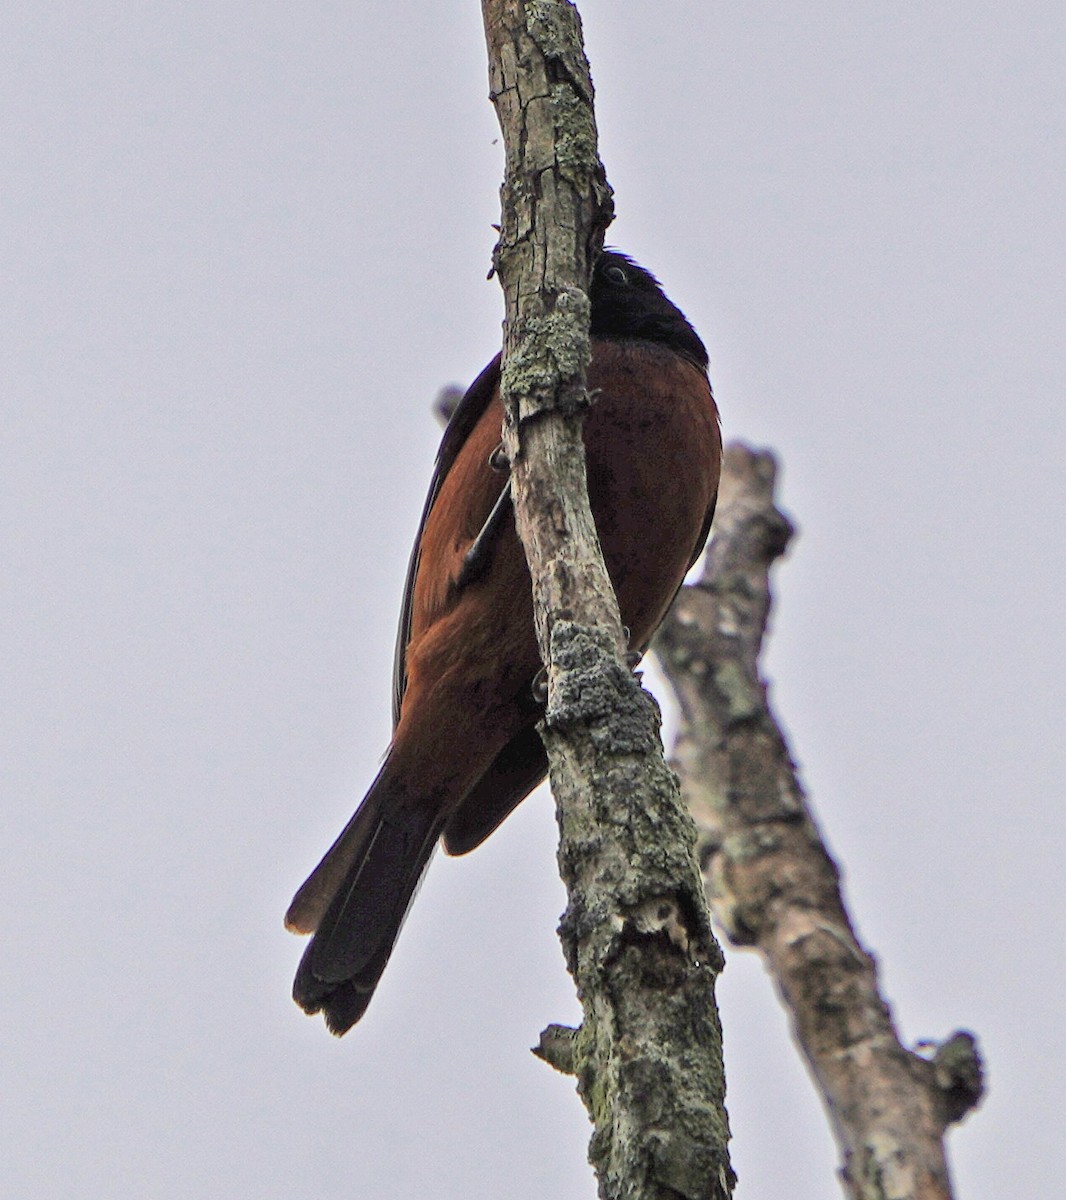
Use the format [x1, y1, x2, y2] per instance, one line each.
[391, 353, 503, 727]
[443, 482, 719, 858]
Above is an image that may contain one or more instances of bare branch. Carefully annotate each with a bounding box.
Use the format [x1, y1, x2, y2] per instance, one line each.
[655, 443, 984, 1200]
[481, 2, 733, 1196]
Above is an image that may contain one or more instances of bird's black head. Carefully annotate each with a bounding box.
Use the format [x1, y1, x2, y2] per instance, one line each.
[589, 250, 709, 370]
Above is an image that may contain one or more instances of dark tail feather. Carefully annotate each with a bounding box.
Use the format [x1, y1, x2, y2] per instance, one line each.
[287, 770, 441, 1035]
[442, 726, 548, 856]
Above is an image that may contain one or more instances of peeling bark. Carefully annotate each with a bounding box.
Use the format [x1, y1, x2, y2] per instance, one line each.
[480, 3, 733, 1196]
[654, 444, 983, 1200]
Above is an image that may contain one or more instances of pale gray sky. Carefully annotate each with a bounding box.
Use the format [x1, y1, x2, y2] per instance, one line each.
[4, 3, 1062, 1197]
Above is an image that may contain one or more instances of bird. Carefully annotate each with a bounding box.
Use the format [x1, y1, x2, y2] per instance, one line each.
[285, 250, 722, 1035]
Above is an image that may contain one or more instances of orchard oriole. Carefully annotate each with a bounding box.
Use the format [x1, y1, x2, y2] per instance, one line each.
[286, 251, 721, 1034]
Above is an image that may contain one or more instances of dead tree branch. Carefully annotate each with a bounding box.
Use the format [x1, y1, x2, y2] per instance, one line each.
[654, 443, 983, 1200]
[480, 2, 734, 1196]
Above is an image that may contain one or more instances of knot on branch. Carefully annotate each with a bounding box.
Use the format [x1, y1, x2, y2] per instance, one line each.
[928, 1030, 985, 1125]
[533, 1022, 579, 1075]
[544, 621, 658, 755]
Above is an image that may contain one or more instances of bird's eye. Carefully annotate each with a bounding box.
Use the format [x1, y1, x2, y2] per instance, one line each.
[604, 265, 628, 285]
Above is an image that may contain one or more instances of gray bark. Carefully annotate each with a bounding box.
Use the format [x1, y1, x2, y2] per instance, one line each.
[480, 2, 734, 1197]
[654, 444, 983, 1200]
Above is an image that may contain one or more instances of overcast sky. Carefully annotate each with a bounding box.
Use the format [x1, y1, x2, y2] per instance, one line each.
[3, 3, 1063, 1197]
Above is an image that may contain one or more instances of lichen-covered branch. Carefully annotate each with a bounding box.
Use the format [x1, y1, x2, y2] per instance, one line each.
[654, 443, 984, 1200]
[480, 2, 733, 1197]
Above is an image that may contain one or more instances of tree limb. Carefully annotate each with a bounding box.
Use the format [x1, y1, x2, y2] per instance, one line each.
[480, 2, 734, 1196]
[654, 443, 984, 1200]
